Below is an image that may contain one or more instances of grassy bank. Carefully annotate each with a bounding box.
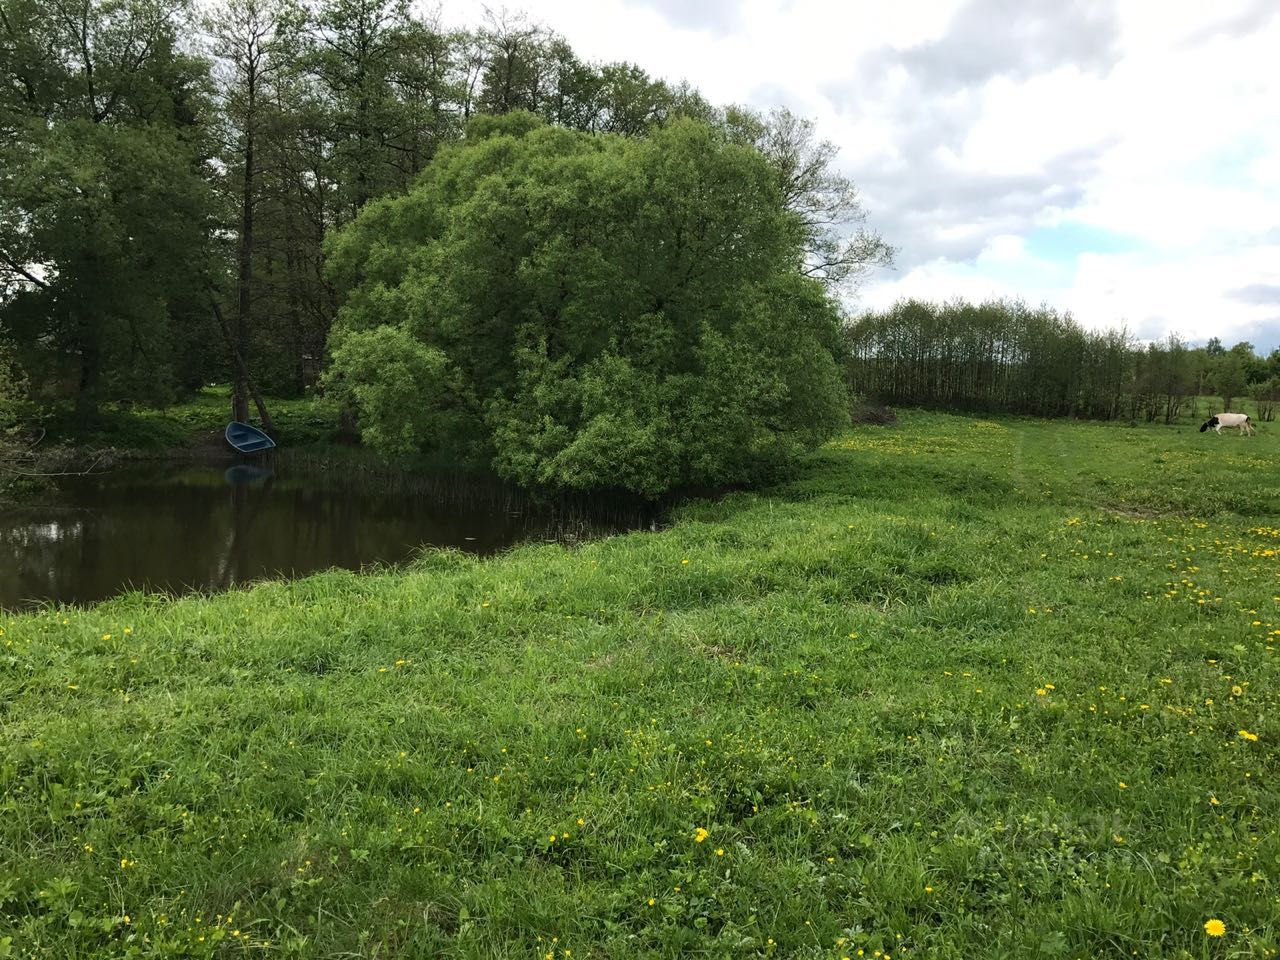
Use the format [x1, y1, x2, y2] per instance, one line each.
[1, 387, 338, 506]
[1, 411, 1277, 958]
[41, 387, 338, 453]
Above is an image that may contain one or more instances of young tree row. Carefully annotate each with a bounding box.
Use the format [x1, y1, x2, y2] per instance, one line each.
[846, 299, 1280, 422]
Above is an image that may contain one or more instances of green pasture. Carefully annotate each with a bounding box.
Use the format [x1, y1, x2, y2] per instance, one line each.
[1, 411, 1277, 958]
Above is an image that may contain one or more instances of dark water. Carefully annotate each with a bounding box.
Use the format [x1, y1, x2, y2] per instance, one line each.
[0, 459, 652, 610]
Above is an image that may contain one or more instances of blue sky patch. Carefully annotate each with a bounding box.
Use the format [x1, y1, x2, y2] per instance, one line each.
[1023, 223, 1140, 263]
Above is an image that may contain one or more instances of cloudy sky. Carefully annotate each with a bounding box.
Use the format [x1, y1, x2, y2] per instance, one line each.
[437, 0, 1280, 350]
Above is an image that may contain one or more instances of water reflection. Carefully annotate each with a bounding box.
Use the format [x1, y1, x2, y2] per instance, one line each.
[1, 459, 651, 610]
[224, 464, 274, 486]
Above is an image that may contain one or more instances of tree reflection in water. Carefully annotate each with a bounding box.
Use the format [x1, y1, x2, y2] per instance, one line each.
[1, 460, 655, 610]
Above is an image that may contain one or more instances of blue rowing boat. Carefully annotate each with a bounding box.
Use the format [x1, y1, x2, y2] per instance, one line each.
[225, 420, 276, 454]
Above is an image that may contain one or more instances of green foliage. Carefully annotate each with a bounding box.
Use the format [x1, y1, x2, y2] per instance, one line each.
[848, 299, 1277, 423]
[0, 0, 217, 422]
[470, 10, 712, 135]
[1211, 349, 1249, 411]
[719, 105, 893, 289]
[2, 412, 1278, 956]
[327, 113, 849, 494]
[326, 326, 454, 461]
[1250, 376, 1280, 422]
[5, 0, 874, 441]
[0, 339, 34, 435]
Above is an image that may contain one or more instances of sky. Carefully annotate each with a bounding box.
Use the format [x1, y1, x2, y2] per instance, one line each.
[435, 0, 1280, 351]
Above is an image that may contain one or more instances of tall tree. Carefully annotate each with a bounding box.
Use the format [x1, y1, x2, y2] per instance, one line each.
[0, 0, 216, 422]
[474, 8, 545, 116]
[1213, 349, 1248, 411]
[722, 106, 894, 290]
[387, 12, 465, 179]
[208, 0, 300, 423]
[308, 0, 407, 214]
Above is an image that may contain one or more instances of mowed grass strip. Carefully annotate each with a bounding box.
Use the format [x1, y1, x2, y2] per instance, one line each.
[1, 411, 1277, 958]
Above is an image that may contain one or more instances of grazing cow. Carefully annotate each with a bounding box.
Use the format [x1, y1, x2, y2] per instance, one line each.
[1200, 413, 1256, 436]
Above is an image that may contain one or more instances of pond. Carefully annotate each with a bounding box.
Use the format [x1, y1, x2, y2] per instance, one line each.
[0, 457, 655, 611]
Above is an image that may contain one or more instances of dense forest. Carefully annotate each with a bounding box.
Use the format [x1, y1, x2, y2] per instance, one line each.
[0, 0, 888, 445]
[845, 300, 1280, 423]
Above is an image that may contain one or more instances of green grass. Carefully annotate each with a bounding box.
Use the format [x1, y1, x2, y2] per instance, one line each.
[36, 386, 341, 453]
[2, 410, 1278, 958]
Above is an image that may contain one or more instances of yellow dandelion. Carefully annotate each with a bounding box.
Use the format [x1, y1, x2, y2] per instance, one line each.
[1203, 918, 1226, 937]
[1239, 729, 1259, 742]
[694, 827, 709, 843]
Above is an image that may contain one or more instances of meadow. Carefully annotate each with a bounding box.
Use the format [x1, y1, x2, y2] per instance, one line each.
[1, 410, 1277, 958]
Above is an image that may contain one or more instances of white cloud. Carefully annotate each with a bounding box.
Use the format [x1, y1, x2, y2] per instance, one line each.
[1071, 246, 1280, 344]
[982, 234, 1026, 262]
[433, 0, 1280, 347]
[957, 69, 1113, 177]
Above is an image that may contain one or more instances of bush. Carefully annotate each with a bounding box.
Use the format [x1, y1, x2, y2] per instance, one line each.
[325, 113, 848, 495]
[0, 339, 36, 437]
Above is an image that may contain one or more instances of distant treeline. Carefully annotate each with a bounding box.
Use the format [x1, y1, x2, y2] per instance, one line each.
[845, 300, 1280, 423]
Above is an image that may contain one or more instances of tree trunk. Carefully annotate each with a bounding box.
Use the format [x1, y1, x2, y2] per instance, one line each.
[234, 64, 257, 423]
[74, 334, 101, 427]
[210, 295, 276, 437]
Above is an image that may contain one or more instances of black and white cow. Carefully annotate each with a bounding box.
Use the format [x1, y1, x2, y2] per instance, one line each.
[1200, 413, 1256, 436]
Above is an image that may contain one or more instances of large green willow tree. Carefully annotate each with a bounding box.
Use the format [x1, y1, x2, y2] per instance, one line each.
[324, 113, 849, 495]
[0, 0, 218, 422]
